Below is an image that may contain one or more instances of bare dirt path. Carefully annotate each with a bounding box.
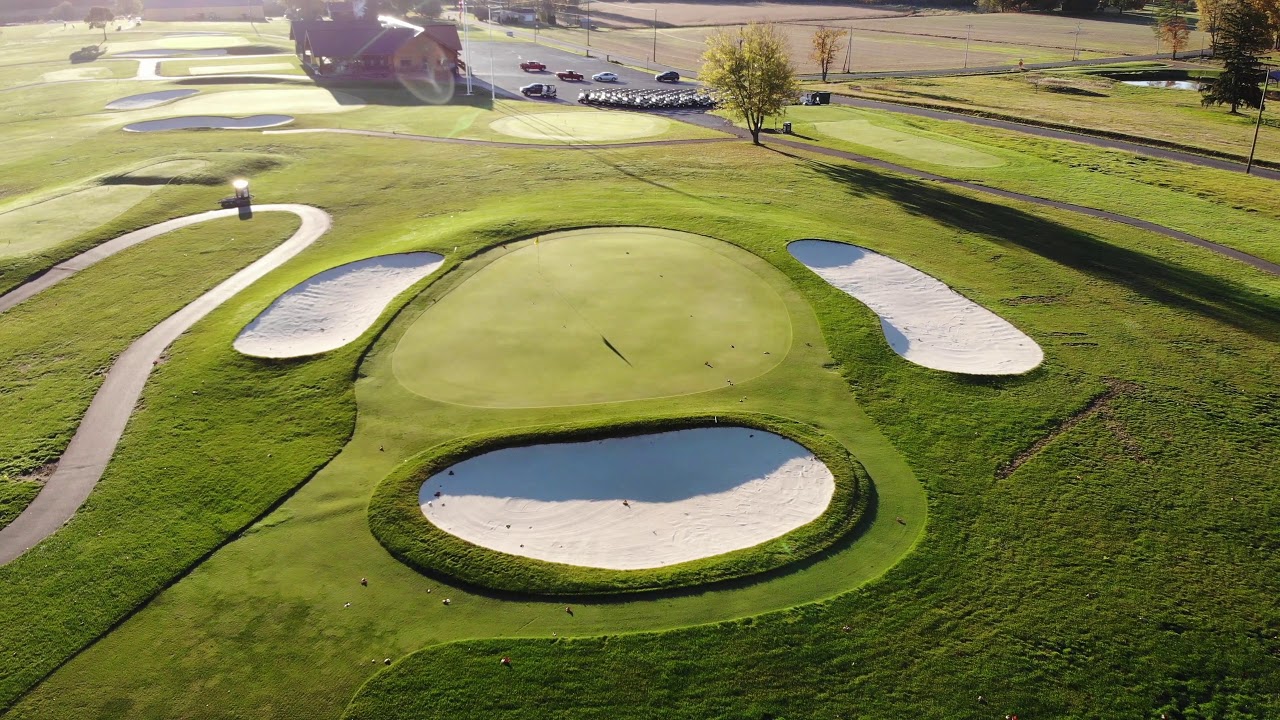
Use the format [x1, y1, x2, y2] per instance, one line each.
[0, 204, 331, 565]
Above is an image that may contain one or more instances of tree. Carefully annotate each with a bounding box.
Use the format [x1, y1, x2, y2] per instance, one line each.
[115, 0, 142, 16]
[1250, 0, 1280, 48]
[1202, 0, 1270, 111]
[51, 0, 77, 21]
[291, 0, 326, 20]
[700, 22, 801, 145]
[810, 26, 844, 82]
[1153, 0, 1191, 57]
[84, 6, 114, 42]
[383, 0, 442, 18]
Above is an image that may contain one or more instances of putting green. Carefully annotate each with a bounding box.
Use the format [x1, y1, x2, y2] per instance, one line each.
[489, 111, 670, 142]
[109, 36, 252, 53]
[815, 118, 1005, 168]
[392, 227, 792, 407]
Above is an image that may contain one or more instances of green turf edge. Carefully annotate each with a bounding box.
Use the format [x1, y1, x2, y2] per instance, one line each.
[369, 412, 869, 596]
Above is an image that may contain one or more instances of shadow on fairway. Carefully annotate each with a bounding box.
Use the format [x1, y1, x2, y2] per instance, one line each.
[790, 154, 1280, 339]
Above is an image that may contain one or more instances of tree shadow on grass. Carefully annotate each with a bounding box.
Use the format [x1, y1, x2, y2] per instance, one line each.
[784, 151, 1280, 340]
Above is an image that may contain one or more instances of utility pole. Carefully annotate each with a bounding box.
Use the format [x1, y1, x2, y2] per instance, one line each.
[652, 7, 657, 62]
[586, 0, 590, 47]
[964, 24, 972, 68]
[1072, 23, 1081, 61]
[1246, 66, 1273, 174]
[843, 26, 852, 73]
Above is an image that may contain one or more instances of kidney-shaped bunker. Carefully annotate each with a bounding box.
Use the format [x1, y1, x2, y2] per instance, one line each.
[122, 114, 294, 132]
[235, 252, 445, 358]
[420, 427, 836, 570]
[789, 240, 1043, 375]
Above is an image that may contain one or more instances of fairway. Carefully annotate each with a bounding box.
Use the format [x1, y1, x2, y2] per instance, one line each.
[489, 111, 670, 142]
[392, 227, 792, 407]
[0, 185, 159, 259]
[814, 118, 1005, 168]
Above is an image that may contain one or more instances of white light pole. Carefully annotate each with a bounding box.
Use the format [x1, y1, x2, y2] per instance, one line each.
[1072, 23, 1082, 61]
[489, 9, 496, 101]
[964, 24, 972, 68]
[586, 0, 590, 48]
[652, 8, 657, 63]
[461, 0, 473, 94]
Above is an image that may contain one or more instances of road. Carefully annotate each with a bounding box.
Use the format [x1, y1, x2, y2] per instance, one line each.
[0, 204, 332, 566]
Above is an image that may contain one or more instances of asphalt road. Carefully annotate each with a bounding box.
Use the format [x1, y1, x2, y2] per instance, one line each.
[0, 204, 332, 566]
[460, 39, 694, 102]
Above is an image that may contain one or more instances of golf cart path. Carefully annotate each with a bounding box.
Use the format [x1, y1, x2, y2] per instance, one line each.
[0, 204, 331, 566]
[679, 114, 1280, 276]
[829, 95, 1280, 182]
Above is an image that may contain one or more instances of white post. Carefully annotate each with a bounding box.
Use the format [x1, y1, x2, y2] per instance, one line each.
[489, 14, 496, 101]
[964, 24, 971, 68]
[462, 0, 473, 95]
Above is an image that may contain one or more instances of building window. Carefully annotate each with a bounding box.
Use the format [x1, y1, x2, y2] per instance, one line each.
[400, 58, 411, 68]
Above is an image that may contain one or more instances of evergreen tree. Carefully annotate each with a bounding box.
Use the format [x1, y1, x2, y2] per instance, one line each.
[1202, 0, 1270, 112]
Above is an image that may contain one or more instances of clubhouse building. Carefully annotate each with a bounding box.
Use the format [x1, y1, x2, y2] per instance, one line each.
[290, 18, 462, 81]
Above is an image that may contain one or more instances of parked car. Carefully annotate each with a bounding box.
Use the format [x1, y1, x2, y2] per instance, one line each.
[520, 82, 557, 98]
[655, 70, 680, 83]
[556, 69, 584, 81]
[520, 60, 547, 71]
[591, 71, 618, 82]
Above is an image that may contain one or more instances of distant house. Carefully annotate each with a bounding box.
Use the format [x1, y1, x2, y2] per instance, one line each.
[290, 19, 462, 81]
[144, 0, 266, 21]
[496, 7, 537, 23]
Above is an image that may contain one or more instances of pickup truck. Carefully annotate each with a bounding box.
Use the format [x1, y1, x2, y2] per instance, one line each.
[520, 82, 557, 98]
[555, 69, 584, 81]
[519, 60, 546, 71]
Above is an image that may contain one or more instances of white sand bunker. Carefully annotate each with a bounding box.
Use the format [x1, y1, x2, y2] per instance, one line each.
[234, 252, 444, 358]
[420, 427, 835, 570]
[789, 240, 1043, 375]
[123, 114, 294, 132]
[106, 89, 200, 110]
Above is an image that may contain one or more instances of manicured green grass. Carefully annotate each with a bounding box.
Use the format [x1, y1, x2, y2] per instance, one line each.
[0, 24, 1277, 720]
[391, 228, 790, 407]
[0, 478, 42, 530]
[817, 65, 1279, 165]
[370, 413, 867, 595]
[489, 111, 673, 142]
[157, 56, 304, 77]
[812, 116, 1005, 168]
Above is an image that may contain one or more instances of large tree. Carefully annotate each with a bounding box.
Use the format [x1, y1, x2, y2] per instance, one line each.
[1202, 0, 1270, 111]
[1251, 0, 1280, 48]
[115, 0, 142, 16]
[700, 23, 800, 145]
[1154, 0, 1191, 57]
[810, 26, 844, 82]
[84, 6, 113, 41]
[383, 0, 442, 18]
[51, 0, 77, 21]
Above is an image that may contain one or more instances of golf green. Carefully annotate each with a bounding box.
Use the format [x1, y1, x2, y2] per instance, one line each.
[815, 118, 1005, 168]
[392, 227, 792, 407]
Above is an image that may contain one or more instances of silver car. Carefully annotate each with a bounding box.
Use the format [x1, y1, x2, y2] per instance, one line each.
[591, 71, 618, 82]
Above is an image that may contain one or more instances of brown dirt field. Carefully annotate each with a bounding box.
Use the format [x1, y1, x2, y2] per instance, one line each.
[585, 1, 911, 30]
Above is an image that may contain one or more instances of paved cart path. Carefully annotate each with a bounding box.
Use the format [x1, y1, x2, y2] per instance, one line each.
[0, 204, 331, 565]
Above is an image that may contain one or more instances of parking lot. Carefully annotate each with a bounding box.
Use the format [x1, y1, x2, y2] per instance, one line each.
[460, 38, 696, 102]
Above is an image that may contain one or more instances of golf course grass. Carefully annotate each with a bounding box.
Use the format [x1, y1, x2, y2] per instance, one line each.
[814, 117, 1005, 168]
[391, 228, 791, 407]
[0, 19, 1278, 720]
[489, 111, 671, 142]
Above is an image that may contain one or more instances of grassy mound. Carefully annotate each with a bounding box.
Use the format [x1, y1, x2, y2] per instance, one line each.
[391, 228, 792, 408]
[369, 413, 868, 595]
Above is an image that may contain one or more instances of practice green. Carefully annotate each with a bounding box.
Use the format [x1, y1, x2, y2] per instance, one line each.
[392, 227, 792, 407]
[815, 118, 1005, 168]
[489, 111, 670, 142]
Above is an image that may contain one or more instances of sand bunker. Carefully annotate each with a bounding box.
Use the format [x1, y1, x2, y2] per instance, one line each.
[105, 89, 200, 110]
[490, 111, 670, 142]
[815, 118, 1004, 168]
[234, 252, 444, 358]
[420, 427, 835, 570]
[789, 240, 1043, 375]
[123, 114, 294, 132]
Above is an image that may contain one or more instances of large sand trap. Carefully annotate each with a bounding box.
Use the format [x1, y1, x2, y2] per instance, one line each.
[234, 252, 445, 358]
[123, 114, 294, 132]
[420, 427, 835, 570]
[490, 111, 670, 143]
[789, 240, 1043, 375]
[106, 89, 199, 110]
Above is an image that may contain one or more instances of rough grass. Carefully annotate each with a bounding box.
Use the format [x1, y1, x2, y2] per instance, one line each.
[369, 413, 867, 595]
[821, 66, 1279, 165]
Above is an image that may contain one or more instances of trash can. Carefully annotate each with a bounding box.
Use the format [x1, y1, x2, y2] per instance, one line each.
[782, 121, 792, 134]
[814, 91, 832, 105]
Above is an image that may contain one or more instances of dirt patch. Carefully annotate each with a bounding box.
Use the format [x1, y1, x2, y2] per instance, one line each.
[997, 379, 1138, 479]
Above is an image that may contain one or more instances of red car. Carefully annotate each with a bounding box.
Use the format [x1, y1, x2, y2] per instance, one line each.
[520, 60, 546, 72]
[555, 69, 584, 81]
